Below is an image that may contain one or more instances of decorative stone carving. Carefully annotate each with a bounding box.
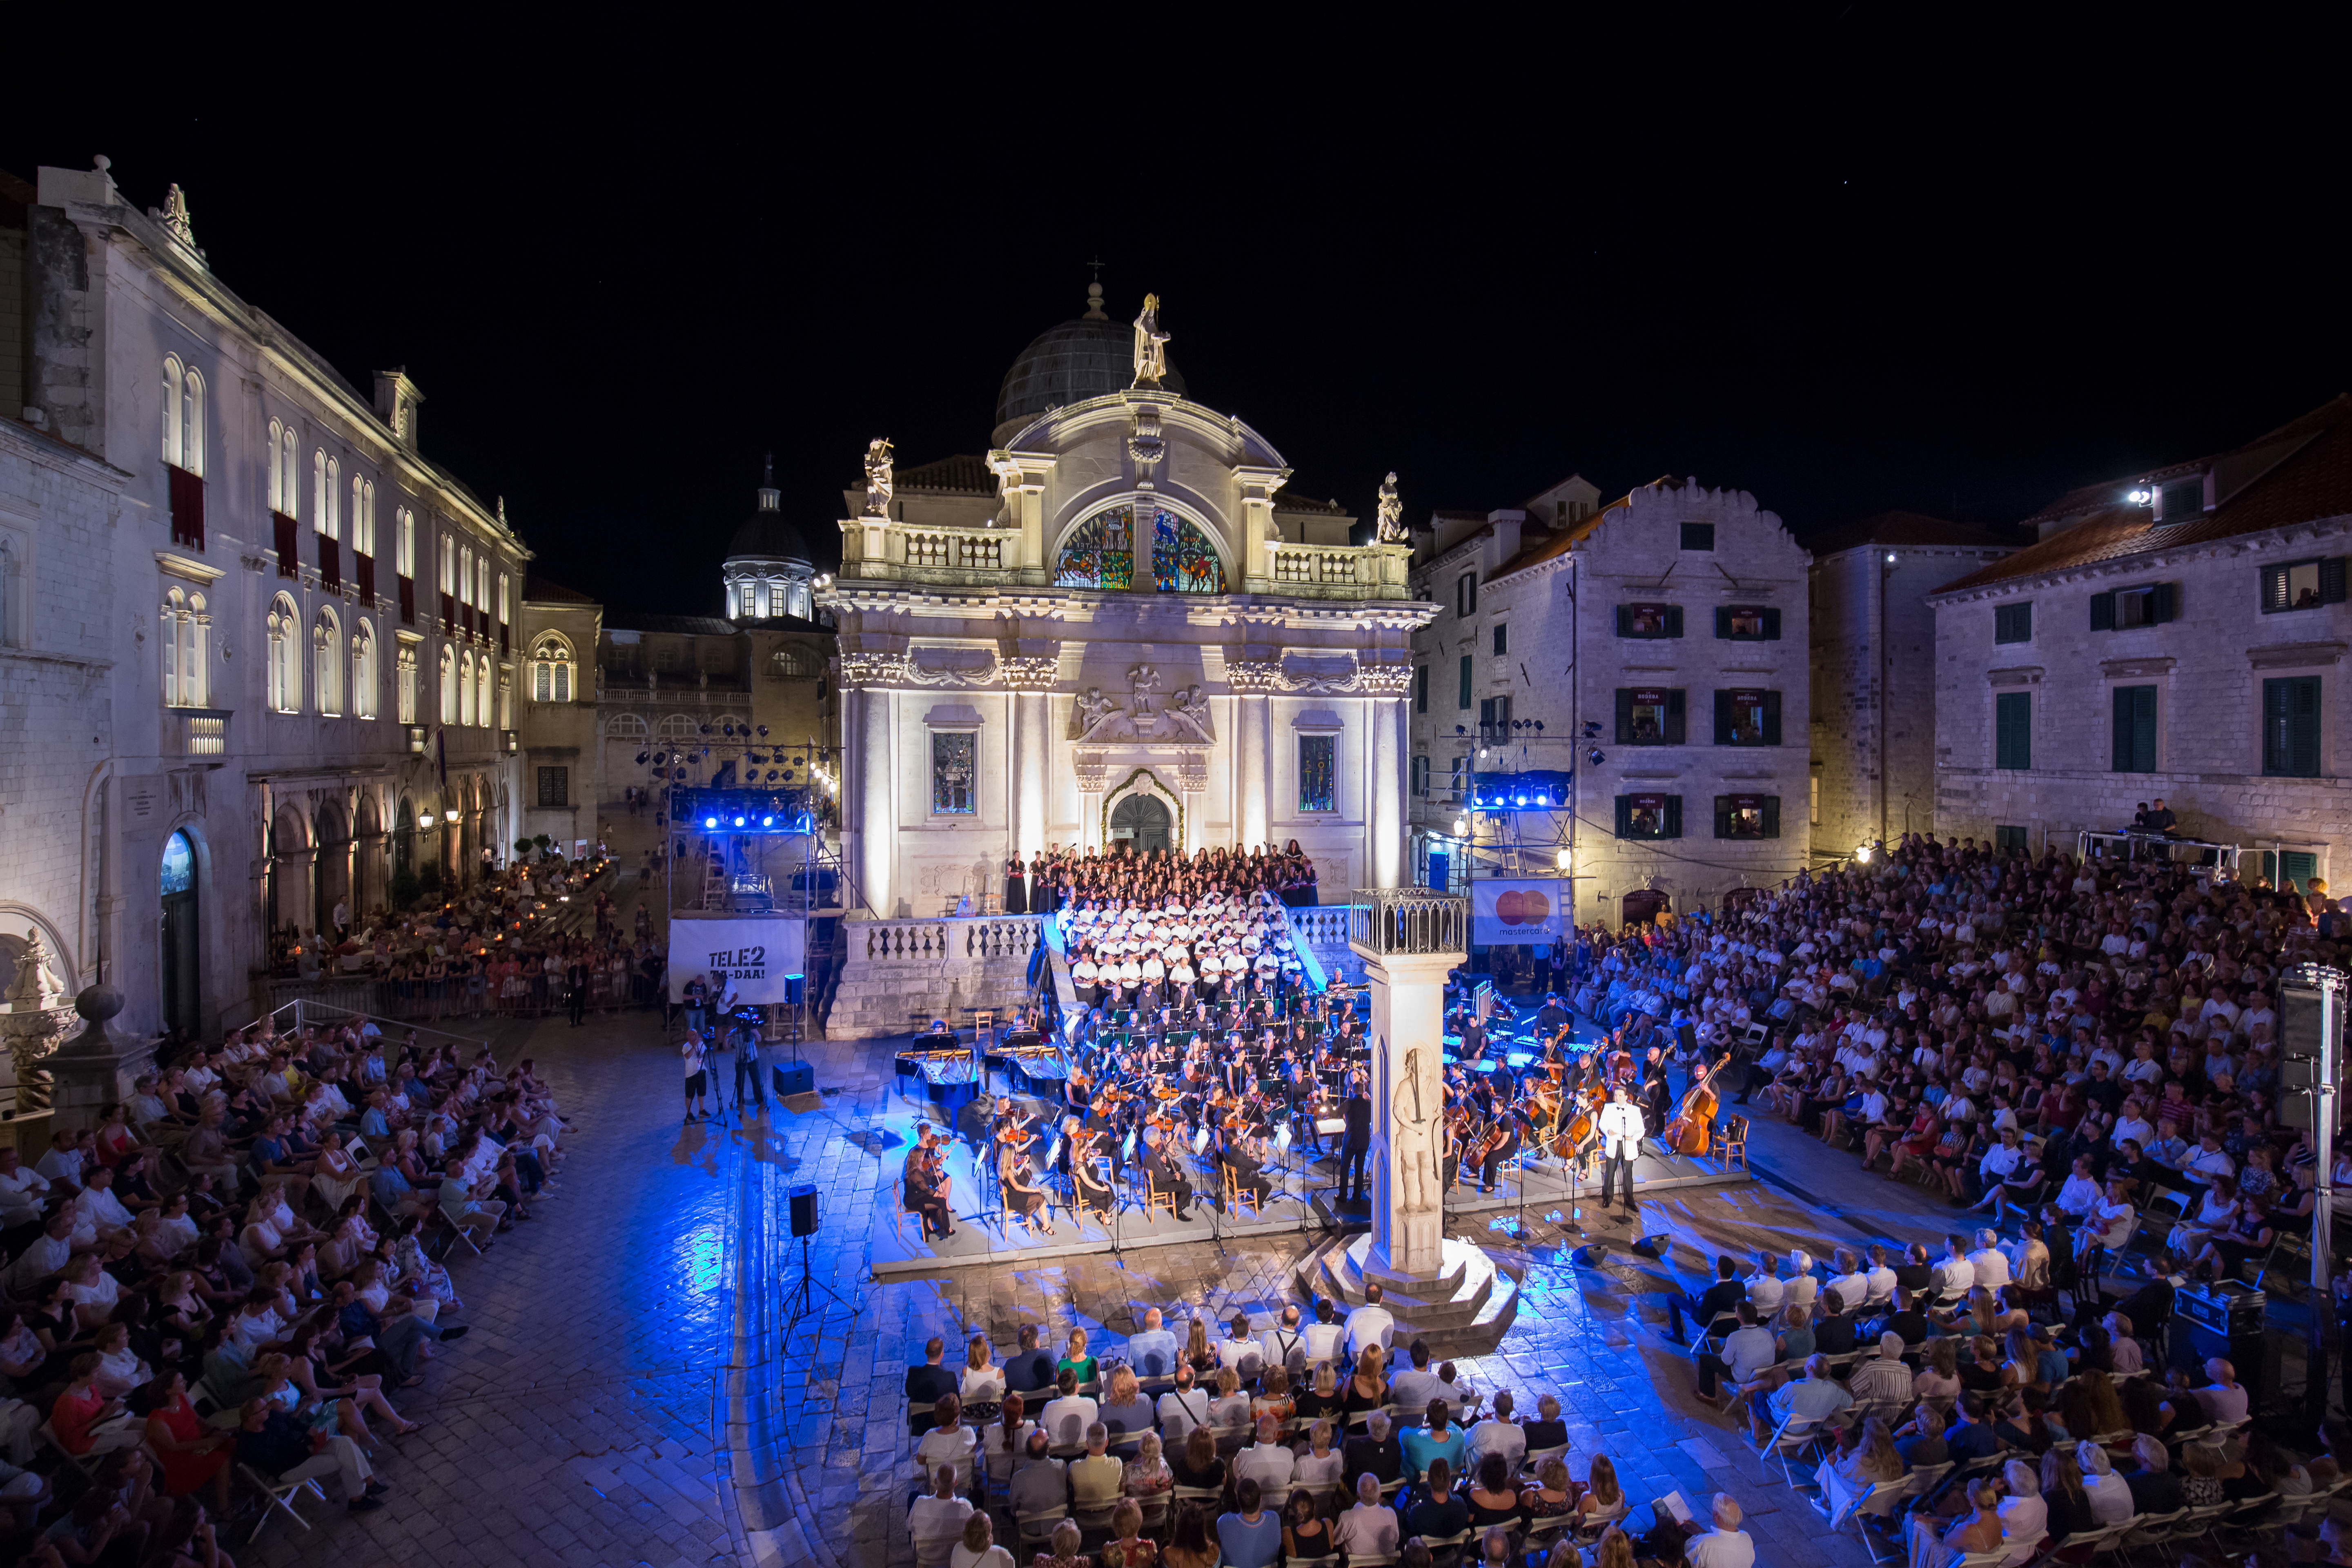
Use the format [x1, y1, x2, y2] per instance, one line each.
[1067, 664, 1217, 742]
[1127, 408, 1165, 471]
[1072, 749, 1109, 790]
[997, 655, 1060, 690]
[152, 183, 200, 254]
[1376, 472, 1405, 543]
[0, 932, 75, 1116]
[1225, 659, 1287, 695]
[1132, 294, 1170, 387]
[47, 985, 156, 1133]
[1356, 663, 1415, 697]
[862, 439, 895, 517]
[840, 650, 915, 689]
[1225, 655, 1405, 697]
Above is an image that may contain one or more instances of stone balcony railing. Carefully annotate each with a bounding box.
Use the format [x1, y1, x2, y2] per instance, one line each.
[163, 706, 232, 758]
[837, 520, 1038, 588]
[1348, 887, 1470, 958]
[1257, 541, 1413, 601]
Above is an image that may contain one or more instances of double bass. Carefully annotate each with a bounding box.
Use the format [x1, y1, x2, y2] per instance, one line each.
[1662, 1053, 1733, 1156]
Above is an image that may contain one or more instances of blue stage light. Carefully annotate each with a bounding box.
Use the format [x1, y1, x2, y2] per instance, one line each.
[704, 816, 718, 829]
[733, 815, 746, 827]
[761, 815, 775, 826]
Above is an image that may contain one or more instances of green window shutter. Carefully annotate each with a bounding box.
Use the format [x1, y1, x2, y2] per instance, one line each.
[2262, 565, 2288, 613]
[1713, 690, 1732, 745]
[2111, 687, 2130, 771]
[2130, 687, 2156, 772]
[1663, 797, 1683, 837]
[1665, 689, 1686, 744]
[2263, 677, 2321, 777]
[2090, 592, 2114, 631]
[1996, 691, 2031, 770]
[1763, 691, 1782, 746]
[2264, 678, 2291, 773]
[1762, 796, 1781, 838]
[2154, 582, 2178, 623]
[1614, 796, 1631, 837]
[1763, 607, 1781, 639]
[1664, 606, 1684, 637]
[1615, 605, 1632, 636]
[2293, 679, 2322, 775]
[2285, 851, 2319, 892]
[2326, 558, 2348, 604]
[1457, 654, 1472, 709]
[1713, 796, 1733, 837]
[1414, 665, 1428, 713]
[1615, 689, 1634, 744]
[1714, 607, 1730, 638]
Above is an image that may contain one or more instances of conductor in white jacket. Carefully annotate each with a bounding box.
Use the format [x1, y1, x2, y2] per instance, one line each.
[1596, 1087, 1646, 1214]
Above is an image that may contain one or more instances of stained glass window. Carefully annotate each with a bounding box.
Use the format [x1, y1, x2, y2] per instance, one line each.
[1054, 506, 1135, 590]
[931, 731, 977, 814]
[1298, 734, 1337, 813]
[1152, 511, 1225, 593]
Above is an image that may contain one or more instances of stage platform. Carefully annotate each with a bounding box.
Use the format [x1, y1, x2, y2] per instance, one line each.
[865, 1072, 1753, 1278]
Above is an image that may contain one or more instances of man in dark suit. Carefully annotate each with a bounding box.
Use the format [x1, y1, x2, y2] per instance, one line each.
[1339, 1075, 1372, 1203]
[1219, 1129, 1273, 1209]
[1140, 1129, 1196, 1218]
[1811, 1288, 1858, 1356]
[1891, 1243, 1937, 1297]
[1003, 1325, 1058, 1396]
[905, 1337, 956, 1433]
[1869, 1287, 1931, 1348]
[1341, 1410, 1404, 1492]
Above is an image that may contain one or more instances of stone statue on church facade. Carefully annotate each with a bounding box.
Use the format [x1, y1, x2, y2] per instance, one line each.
[1131, 294, 1170, 387]
[1376, 472, 1406, 543]
[863, 438, 895, 517]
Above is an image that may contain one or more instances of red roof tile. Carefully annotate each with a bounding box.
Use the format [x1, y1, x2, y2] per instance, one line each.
[1933, 394, 2352, 595]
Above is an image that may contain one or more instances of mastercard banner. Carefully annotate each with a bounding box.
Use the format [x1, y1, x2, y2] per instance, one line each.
[1471, 880, 1564, 945]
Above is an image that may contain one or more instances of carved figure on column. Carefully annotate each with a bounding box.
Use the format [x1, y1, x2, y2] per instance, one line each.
[1131, 294, 1170, 387]
[1391, 1042, 1439, 1214]
[862, 438, 895, 517]
[1376, 472, 1406, 543]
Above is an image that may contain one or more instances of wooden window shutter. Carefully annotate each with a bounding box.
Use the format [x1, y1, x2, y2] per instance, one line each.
[1615, 605, 1632, 637]
[1713, 796, 1733, 837]
[2111, 687, 2134, 772]
[1615, 688, 1634, 744]
[1663, 796, 1683, 837]
[1665, 605, 1684, 637]
[1614, 795, 1632, 837]
[2089, 592, 2114, 631]
[2153, 582, 2178, 623]
[1763, 607, 1781, 639]
[1665, 689, 1686, 744]
[2326, 558, 2349, 604]
[1714, 607, 1730, 638]
[1713, 690, 1732, 745]
[1763, 691, 1783, 745]
[1762, 796, 1781, 837]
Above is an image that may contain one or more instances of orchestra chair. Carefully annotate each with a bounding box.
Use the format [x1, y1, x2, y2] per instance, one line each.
[1145, 1171, 1179, 1220]
[1223, 1163, 1262, 1218]
[898, 1182, 929, 1247]
[1075, 1162, 1115, 1226]
[1715, 1114, 1750, 1172]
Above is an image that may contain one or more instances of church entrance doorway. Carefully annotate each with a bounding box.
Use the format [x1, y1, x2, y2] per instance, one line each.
[1110, 795, 1172, 853]
[161, 830, 200, 1036]
[1620, 890, 1670, 929]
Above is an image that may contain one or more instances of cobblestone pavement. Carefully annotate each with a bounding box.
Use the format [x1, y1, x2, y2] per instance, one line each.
[243, 1001, 743, 1568]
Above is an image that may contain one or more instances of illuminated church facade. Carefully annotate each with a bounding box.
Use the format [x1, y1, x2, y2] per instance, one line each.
[822, 284, 1432, 919]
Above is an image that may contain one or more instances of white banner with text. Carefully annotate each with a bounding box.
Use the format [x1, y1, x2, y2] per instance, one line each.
[667, 918, 806, 1002]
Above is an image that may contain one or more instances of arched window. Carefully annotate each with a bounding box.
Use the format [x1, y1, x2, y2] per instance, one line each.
[349, 474, 364, 551]
[396, 509, 415, 577]
[322, 457, 341, 539]
[459, 545, 473, 607]
[313, 604, 343, 715]
[395, 642, 419, 724]
[162, 588, 184, 705]
[312, 450, 328, 533]
[771, 646, 816, 679]
[457, 648, 475, 726]
[280, 426, 298, 516]
[160, 358, 205, 476]
[531, 635, 575, 704]
[496, 666, 512, 728]
[475, 655, 492, 727]
[1054, 504, 1136, 589]
[0, 536, 18, 648]
[267, 593, 301, 712]
[605, 712, 648, 741]
[439, 645, 456, 724]
[352, 621, 376, 719]
[266, 419, 285, 512]
[655, 713, 699, 744]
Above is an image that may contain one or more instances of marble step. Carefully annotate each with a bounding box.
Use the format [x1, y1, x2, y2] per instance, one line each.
[1294, 1235, 1522, 1357]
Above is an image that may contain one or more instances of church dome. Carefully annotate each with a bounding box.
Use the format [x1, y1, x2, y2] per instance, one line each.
[726, 461, 811, 566]
[993, 283, 1185, 445]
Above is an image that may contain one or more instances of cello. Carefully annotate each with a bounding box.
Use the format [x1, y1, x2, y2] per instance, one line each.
[1662, 1052, 1733, 1156]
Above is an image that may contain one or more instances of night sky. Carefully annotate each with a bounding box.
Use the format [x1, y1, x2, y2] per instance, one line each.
[13, 20, 2345, 616]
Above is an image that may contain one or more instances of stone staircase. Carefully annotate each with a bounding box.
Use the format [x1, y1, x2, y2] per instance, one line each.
[1293, 1234, 1522, 1358]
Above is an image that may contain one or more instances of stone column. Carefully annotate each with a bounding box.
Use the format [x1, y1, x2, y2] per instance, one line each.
[1001, 653, 1058, 860]
[1361, 944, 1465, 1280]
[46, 986, 155, 1135]
[843, 655, 909, 919]
[1361, 665, 1414, 889]
[1230, 660, 1281, 851]
[1073, 751, 1106, 852]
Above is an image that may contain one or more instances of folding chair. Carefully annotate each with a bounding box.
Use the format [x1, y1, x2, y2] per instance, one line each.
[1014, 1506, 1069, 1553]
[1519, 1514, 1573, 1566]
[239, 1462, 330, 1544]
[1418, 1528, 1474, 1567]
[1816, 1472, 1915, 1563]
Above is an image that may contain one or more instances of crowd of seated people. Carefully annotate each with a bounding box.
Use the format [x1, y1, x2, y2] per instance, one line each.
[0, 1015, 571, 1556]
[903, 1307, 1754, 1568]
[1572, 835, 2325, 1306]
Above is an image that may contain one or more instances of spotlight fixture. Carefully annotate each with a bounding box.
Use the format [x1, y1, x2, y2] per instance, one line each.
[2127, 488, 2153, 505]
[704, 816, 718, 829]
[1588, 748, 1606, 766]
[1556, 848, 1572, 870]
[757, 726, 770, 737]
[733, 815, 746, 827]
[1478, 747, 1490, 759]
[1581, 721, 1601, 739]
[723, 723, 735, 737]
[699, 724, 712, 735]
[761, 815, 775, 827]
[1452, 815, 1468, 835]
[635, 751, 650, 765]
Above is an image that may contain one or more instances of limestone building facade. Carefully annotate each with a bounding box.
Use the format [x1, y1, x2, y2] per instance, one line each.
[822, 284, 1428, 921]
[1805, 513, 2015, 857]
[1929, 395, 2352, 887]
[0, 158, 530, 1042]
[1407, 476, 1813, 927]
